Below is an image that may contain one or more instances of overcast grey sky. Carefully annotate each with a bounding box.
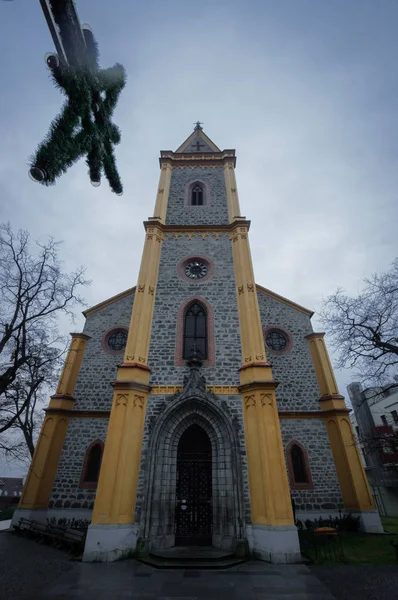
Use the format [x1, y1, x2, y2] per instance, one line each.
[1, 1, 397, 473]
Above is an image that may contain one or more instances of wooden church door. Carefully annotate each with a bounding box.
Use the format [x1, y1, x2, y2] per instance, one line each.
[175, 424, 212, 546]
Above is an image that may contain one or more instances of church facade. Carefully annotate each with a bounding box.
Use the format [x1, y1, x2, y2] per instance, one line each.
[13, 125, 382, 563]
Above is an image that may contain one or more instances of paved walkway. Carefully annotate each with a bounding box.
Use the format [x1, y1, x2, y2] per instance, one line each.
[1, 532, 334, 600]
[36, 560, 335, 600]
[2, 532, 398, 600]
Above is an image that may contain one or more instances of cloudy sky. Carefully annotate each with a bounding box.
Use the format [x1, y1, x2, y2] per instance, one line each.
[0, 1, 397, 473]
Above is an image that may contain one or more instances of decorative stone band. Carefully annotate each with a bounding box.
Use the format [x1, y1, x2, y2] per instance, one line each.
[159, 150, 236, 170]
[143, 219, 251, 235]
[111, 380, 152, 394]
[41, 408, 351, 420]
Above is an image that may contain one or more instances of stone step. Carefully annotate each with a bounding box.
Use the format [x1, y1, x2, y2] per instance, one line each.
[138, 554, 247, 570]
[138, 545, 248, 569]
[152, 547, 234, 560]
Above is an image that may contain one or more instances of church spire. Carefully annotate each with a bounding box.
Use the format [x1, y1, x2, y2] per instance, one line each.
[175, 124, 221, 154]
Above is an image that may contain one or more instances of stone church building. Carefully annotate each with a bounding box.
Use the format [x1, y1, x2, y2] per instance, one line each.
[13, 125, 382, 563]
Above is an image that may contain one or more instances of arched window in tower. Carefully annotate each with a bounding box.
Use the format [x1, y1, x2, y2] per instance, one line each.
[191, 185, 204, 206]
[183, 302, 207, 360]
[80, 441, 104, 488]
[286, 440, 313, 489]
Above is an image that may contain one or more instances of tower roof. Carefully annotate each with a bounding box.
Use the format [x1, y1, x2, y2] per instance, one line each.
[175, 122, 221, 154]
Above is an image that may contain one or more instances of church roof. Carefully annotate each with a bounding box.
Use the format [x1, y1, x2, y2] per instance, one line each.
[175, 123, 221, 154]
[83, 284, 313, 318]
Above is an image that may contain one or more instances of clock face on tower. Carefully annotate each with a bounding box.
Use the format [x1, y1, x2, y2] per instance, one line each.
[184, 260, 208, 279]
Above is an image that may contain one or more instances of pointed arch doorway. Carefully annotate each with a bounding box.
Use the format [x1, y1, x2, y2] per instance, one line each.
[175, 424, 212, 546]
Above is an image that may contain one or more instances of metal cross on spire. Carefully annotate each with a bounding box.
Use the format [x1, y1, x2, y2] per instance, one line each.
[194, 121, 203, 131]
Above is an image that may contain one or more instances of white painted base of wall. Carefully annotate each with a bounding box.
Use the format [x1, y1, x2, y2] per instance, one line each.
[355, 510, 384, 534]
[83, 523, 139, 562]
[11, 507, 92, 528]
[249, 524, 301, 564]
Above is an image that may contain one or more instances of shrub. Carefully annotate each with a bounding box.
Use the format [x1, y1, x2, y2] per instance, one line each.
[304, 512, 360, 533]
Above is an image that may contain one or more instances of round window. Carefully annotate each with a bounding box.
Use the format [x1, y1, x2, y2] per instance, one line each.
[102, 328, 128, 354]
[263, 327, 292, 354]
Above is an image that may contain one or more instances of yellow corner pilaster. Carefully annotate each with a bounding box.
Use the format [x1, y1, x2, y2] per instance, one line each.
[230, 210, 292, 527]
[240, 375, 294, 526]
[124, 224, 163, 366]
[91, 369, 150, 525]
[325, 414, 375, 511]
[231, 222, 267, 365]
[306, 332, 375, 511]
[19, 333, 89, 509]
[224, 162, 241, 222]
[305, 333, 338, 397]
[153, 162, 172, 223]
[56, 333, 90, 396]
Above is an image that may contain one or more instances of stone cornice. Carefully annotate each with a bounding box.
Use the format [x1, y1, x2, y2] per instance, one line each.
[69, 332, 91, 341]
[159, 150, 236, 169]
[83, 287, 136, 317]
[111, 380, 152, 394]
[143, 220, 251, 233]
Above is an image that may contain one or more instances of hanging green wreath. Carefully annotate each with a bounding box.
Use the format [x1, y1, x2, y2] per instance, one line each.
[29, 1, 126, 195]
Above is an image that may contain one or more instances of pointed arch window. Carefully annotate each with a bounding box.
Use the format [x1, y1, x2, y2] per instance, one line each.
[286, 440, 313, 490]
[79, 440, 104, 489]
[191, 185, 204, 206]
[183, 302, 207, 360]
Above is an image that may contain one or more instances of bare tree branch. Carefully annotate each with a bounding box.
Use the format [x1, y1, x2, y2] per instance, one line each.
[0, 222, 89, 457]
[320, 257, 398, 389]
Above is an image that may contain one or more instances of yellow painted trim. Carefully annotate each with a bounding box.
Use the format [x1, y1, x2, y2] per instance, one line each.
[256, 284, 314, 317]
[223, 161, 241, 222]
[153, 163, 173, 223]
[19, 333, 90, 509]
[175, 129, 221, 153]
[242, 385, 294, 526]
[305, 333, 375, 512]
[91, 381, 149, 525]
[83, 287, 135, 317]
[230, 224, 268, 365]
[325, 415, 375, 511]
[306, 333, 339, 396]
[150, 385, 240, 395]
[56, 333, 90, 397]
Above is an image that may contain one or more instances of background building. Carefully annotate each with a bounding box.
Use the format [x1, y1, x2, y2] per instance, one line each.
[348, 379, 398, 516]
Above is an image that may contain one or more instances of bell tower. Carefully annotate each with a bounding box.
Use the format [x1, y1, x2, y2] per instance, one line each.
[83, 123, 301, 562]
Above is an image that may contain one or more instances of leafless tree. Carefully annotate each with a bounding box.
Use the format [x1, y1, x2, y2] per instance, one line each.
[320, 258, 398, 392]
[0, 222, 88, 456]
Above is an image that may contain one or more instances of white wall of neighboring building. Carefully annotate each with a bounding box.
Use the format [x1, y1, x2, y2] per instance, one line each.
[348, 381, 398, 517]
[365, 388, 398, 428]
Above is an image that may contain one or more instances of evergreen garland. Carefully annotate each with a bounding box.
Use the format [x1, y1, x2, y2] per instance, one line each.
[30, 2, 126, 195]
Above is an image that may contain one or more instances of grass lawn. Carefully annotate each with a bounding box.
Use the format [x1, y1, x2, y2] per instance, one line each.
[300, 516, 398, 566]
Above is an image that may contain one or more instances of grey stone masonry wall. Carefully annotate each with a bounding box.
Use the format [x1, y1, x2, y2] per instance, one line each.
[280, 419, 343, 511]
[73, 292, 134, 411]
[257, 290, 320, 410]
[148, 233, 242, 386]
[166, 166, 229, 226]
[50, 418, 109, 508]
[135, 393, 252, 526]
